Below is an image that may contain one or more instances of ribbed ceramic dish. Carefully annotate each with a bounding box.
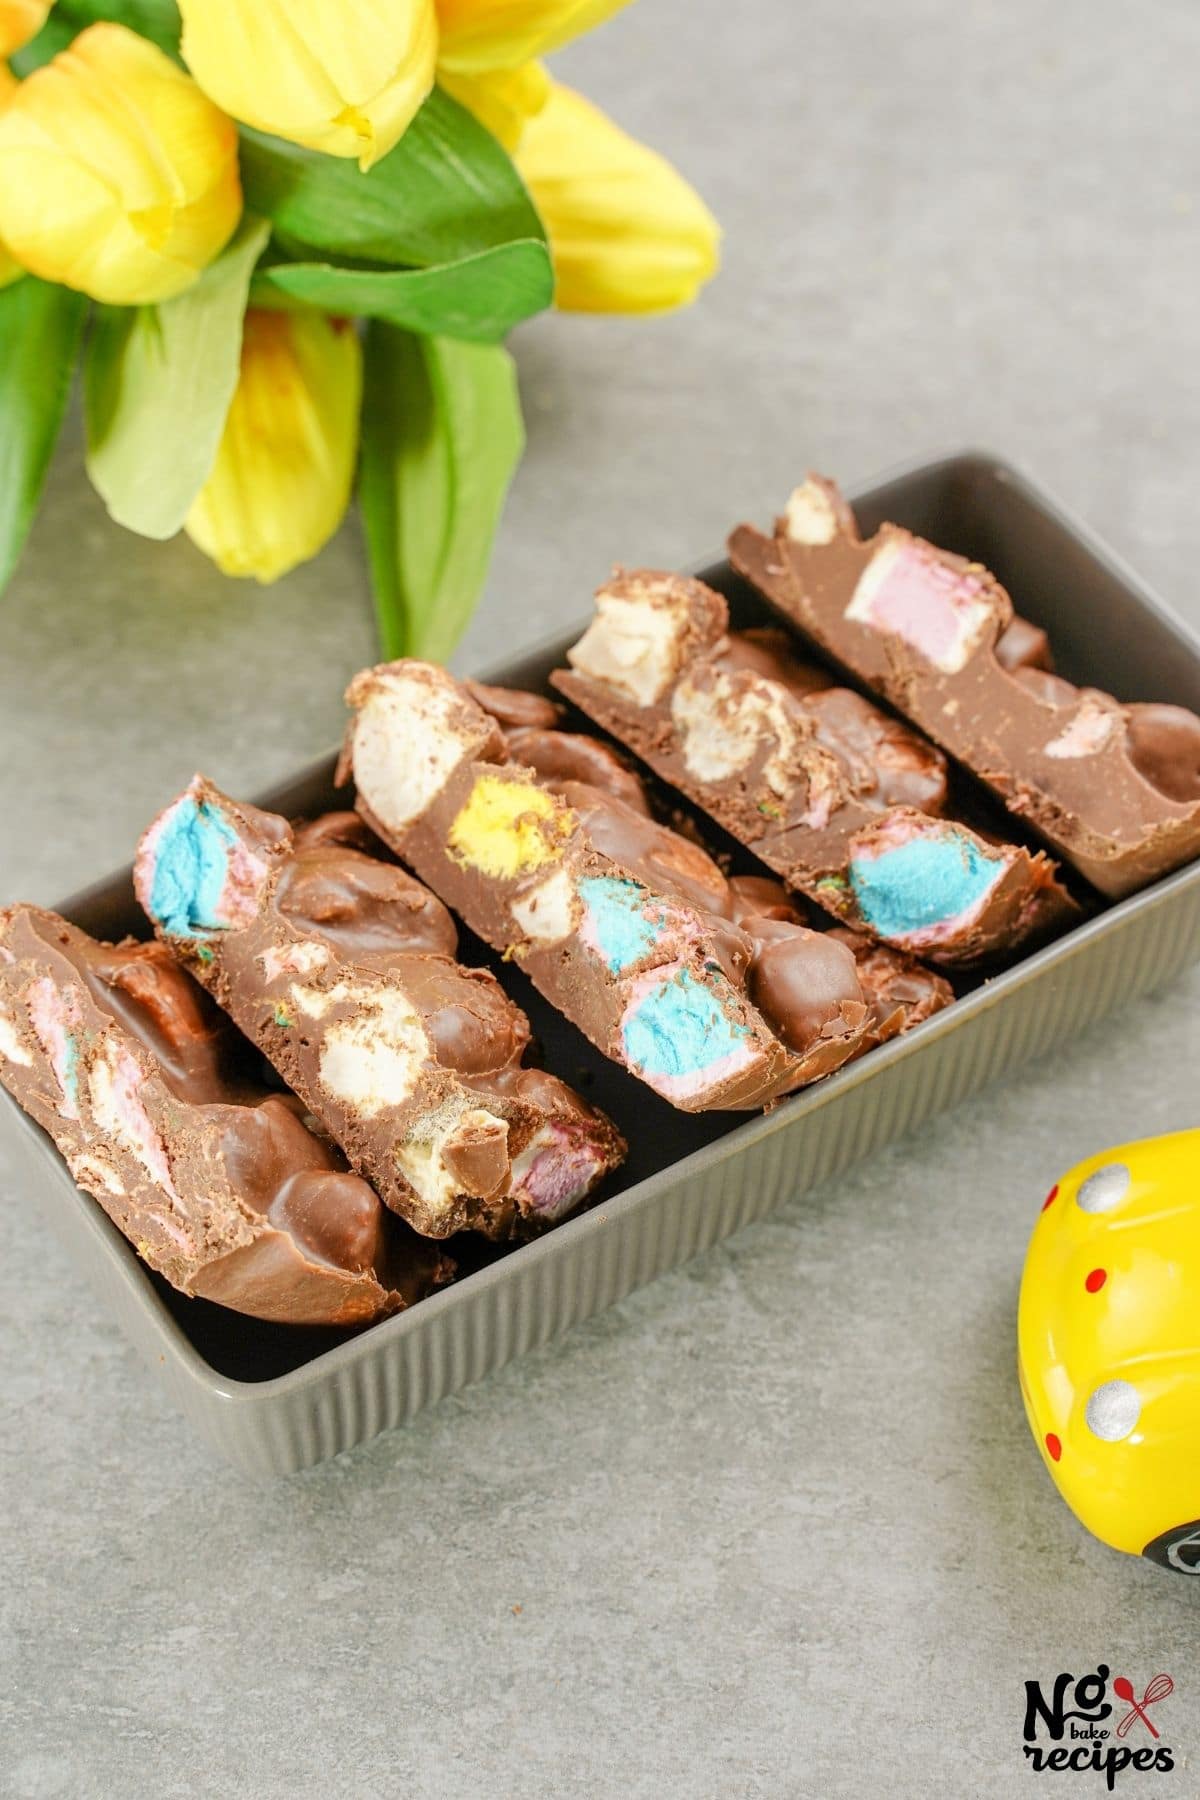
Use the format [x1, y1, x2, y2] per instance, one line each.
[5, 451, 1199, 1476]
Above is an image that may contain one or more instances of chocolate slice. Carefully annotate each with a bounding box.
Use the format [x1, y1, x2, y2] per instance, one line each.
[552, 570, 1078, 966]
[467, 681, 953, 1037]
[729, 477, 1200, 897]
[341, 664, 946, 1111]
[0, 907, 452, 1325]
[135, 784, 625, 1238]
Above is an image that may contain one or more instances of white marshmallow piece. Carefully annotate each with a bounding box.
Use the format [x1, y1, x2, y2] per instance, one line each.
[567, 582, 691, 708]
[671, 670, 793, 790]
[396, 1104, 510, 1208]
[68, 1151, 125, 1197]
[510, 867, 578, 947]
[89, 1036, 180, 1201]
[672, 670, 838, 824]
[348, 664, 492, 833]
[1044, 695, 1118, 760]
[306, 983, 429, 1118]
[785, 480, 841, 546]
[259, 940, 330, 982]
[0, 1002, 32, 1067]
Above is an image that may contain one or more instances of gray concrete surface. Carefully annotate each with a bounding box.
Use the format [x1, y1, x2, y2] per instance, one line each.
[2, 2, 1198, 1794]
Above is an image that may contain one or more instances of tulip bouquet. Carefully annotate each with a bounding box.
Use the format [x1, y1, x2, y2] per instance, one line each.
[0, 0, 717, 657]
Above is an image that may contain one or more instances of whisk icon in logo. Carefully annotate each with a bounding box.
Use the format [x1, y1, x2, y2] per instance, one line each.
[1113, 1675, 1174, 1740]
[1022, 1664, 1176, 1788]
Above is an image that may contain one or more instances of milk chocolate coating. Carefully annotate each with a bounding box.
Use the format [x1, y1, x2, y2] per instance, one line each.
[0, 907, 451, 1325]
[344, 663, 948, 1111]
[505, 726, 653, 816]
[826, 926, 954, 1044]
[714, 862, 950, 1039]
[1125, 704, 1200, 805]
[553, 569, 1077, 967]
[1013, 666, 1077, 708]
[715, 630, 949, 812]
[727, 873, 805, 925]
[717, 627, 832, 693]
[558, 779, 735, 921]
[742, 919, 865, 1054]
[729, 477, 1200, 897]
[136, 787, 625, 1238]
[996, 616, 1054, 674]
[78, 936, 257, 1105]
[274, 842, 459, 960]
[291, 810, 391, 858]
[464, 679, 562, 732]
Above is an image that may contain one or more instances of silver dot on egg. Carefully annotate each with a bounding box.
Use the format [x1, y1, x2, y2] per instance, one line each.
[1085, 1380, 1141, 1442]
[1076, 1162, 1131, 1214]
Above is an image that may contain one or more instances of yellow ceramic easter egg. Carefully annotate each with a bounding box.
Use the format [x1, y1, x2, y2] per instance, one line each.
[1018, 1129, 1200, 1572]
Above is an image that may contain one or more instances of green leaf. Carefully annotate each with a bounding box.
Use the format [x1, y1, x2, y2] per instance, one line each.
[60, 0, 181, 54]
[240, 87, 546, 271]
[0, 278, 87, 595]
[83, 216, 271, 540]
[13, 0, 181, 69]
[359, 325, 525, 661]
[251, 238, 552, 343]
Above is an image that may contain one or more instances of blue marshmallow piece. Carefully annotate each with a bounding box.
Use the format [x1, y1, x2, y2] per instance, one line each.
[578, 875, 666, 973]
[849, 830, 1002, 938]
[148, 796, 238, 937]
[624, 968, 747, 1079]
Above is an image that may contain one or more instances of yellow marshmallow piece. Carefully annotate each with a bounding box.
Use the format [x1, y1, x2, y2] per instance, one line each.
[448, 776, 573, 879]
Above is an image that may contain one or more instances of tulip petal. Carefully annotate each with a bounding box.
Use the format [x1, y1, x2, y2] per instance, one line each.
[179, 0, 438, 169]
[0, 0, 51, 61]
[0, 24, 241, 303]
[436, 0, 632, 75]
[515, 82, 719, 314]
[0, 59, 18, 287]
[437, 58, 549, 151]
[185, 309, 363, 583]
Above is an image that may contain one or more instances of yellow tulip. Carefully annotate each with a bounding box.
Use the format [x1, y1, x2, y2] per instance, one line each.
[179, 0, 437, 171]
[0, 24, 241, 305]
[0, 59, 18, 286]
[515, 82, 719, 314]
[436, 0, 631, 74]
[0, 0, 51, 58]
[186, 310, 363, 583]
[438, 57, 548, 151]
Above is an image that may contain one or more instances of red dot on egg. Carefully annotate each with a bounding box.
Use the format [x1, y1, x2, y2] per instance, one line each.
[1045, 1433, 1062, 1462]
[1085, 1268, 1107, 1293]
[1042, 1184, 1059, 1212]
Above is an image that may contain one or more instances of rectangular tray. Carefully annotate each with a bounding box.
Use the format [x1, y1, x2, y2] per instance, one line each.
[6, 450, 1199, 1476]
